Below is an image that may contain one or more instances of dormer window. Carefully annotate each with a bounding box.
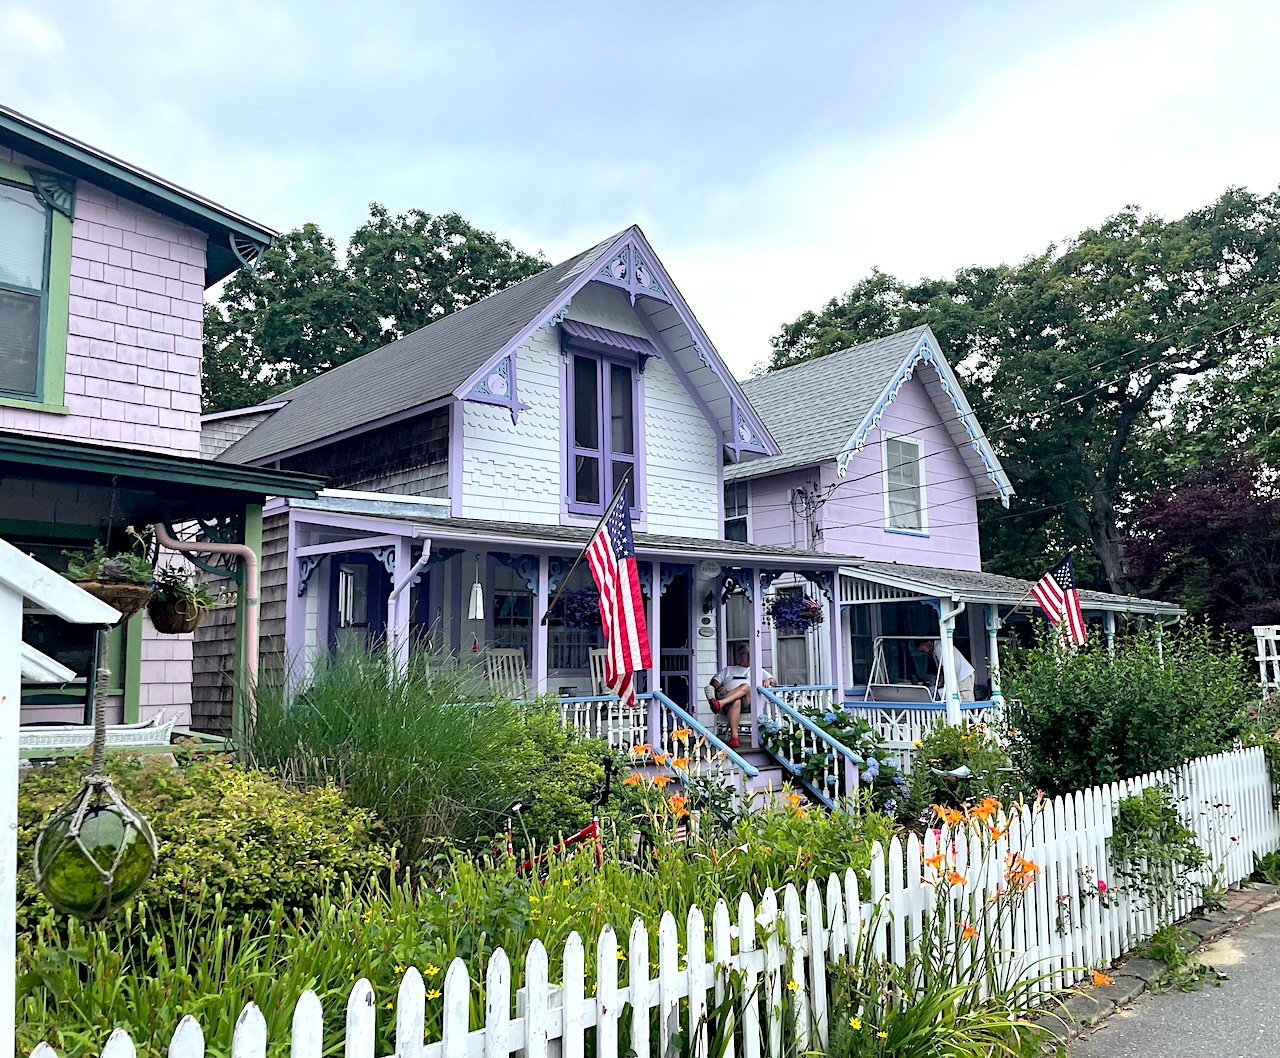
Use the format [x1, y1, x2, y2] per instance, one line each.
[567, 350, 638, 514]
[883, 434, 927, 533]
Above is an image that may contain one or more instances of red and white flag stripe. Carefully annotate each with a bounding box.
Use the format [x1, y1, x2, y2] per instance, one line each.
[585, 492, 651, 707]
[1031, 554, 1087, 646]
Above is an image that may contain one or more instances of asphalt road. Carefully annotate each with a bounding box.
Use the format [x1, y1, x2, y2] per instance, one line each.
[1071, 903, 1280, 1058]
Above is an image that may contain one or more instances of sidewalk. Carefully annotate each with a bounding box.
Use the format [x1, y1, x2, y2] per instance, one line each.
[1070, 889, 1280, 1058]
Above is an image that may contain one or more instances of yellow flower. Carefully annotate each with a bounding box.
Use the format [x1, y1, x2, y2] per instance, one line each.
[849, 1017, 861, 1030]
[876, 1031, 888, 1039]
[912, 740, 923, 748]
[427, 988, 443, 1000]
[394, 965, 406, 974]
[617, 950, 627, 961]
[385, 1001, 393, 1010]
[424, 964, 440, 977]
[787, 980, 799, 992]
[361, 911, 372, 923]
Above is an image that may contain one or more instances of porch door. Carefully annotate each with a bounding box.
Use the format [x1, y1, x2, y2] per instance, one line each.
[329, 553, 391, 653]
[659, 565, 694, 707]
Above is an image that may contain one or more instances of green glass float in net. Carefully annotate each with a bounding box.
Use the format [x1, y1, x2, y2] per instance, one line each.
[33, 628, 158, 920]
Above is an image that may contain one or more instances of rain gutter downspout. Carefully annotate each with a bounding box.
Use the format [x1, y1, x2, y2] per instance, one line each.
[152, 521, 260, 730]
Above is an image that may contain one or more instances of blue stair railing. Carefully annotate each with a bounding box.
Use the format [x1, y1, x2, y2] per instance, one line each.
[639, 690, 759, 792]
[758, 685, 862, 809]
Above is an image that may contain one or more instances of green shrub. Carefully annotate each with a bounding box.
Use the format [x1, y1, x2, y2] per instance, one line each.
[17, 757, 390, 928]
[1003, 624, 1254, 794]
[905, 722, 1024, 817]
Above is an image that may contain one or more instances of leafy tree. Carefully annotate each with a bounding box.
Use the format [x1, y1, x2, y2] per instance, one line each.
[201, 209, 546, 413]
[770, 187, 1280, 593]
[1126, 460, 1280, 631]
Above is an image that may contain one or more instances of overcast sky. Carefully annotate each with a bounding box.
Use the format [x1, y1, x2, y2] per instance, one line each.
[3, 0, 1277, 377]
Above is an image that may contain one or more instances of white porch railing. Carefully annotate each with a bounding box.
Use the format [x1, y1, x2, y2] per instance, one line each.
[766, 683, 842, 714]
[554, 696, 647, 751]
[32, 745, 1280, 1058]
[758, 686, 861, 808]
[843, 702, 1004, 772]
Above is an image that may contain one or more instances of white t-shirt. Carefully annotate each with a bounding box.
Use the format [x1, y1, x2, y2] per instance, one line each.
[713, 663, 773, 693]
[932, 640, 975, 682]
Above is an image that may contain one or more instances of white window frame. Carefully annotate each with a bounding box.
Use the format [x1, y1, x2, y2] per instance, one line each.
[881, 433, 929, 536]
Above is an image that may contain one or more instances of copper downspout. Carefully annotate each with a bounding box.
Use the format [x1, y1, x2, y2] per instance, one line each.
[151, 522, 260, 732]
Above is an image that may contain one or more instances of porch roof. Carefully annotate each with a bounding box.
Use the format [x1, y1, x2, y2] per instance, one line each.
[839, 559, 1185, 617]
[0, 431, 324, 525]
[283, 495, 857, 569]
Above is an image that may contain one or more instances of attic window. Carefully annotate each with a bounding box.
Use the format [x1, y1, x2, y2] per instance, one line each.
[883, 435, 927, 534]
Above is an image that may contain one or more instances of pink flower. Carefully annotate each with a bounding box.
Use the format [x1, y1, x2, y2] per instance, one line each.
[1097, 880, 1108, 894]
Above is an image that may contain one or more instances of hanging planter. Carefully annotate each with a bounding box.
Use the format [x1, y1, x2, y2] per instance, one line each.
[765, 593, 825, 634]
[146, 566, 215, 634]
[62, 532, 156, 626]
[556, 588, 602, 631]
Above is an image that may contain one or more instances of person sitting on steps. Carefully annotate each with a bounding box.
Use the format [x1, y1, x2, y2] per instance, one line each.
[706, 646, 776, 750]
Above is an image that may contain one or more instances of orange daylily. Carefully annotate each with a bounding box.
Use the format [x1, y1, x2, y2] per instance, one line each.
[987, 824, 1009, 841]
[962, 923, 979, 941]
[932, 805, 964, 827]
[622, 773, 644, 787]
[945, 870, 966, 887]
[629, 743, 652, 757]
[671, 756, 691, 771]
[970, 797, 1001, 823]
[668, 794, 689, 818]
[653, 752, 670, 766]
[670, 727, 694, 742]
[652, 775, 675, 787]
[923, 854, 946, 871]
[1004, 852, 1041, 890]
[1089, 969, 1114, 987]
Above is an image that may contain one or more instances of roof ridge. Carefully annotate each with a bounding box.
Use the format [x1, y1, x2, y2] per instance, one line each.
[744, 324, 930, 388]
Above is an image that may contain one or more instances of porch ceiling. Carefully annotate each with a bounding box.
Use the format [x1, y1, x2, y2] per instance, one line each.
[286, 498, 858, 569]
[839, 560, 1185, 617]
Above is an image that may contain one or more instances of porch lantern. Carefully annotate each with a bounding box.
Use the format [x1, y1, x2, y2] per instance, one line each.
[32, 629, 157, 920]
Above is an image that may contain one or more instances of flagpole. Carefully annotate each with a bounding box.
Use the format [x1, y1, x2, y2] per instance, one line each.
[540, 467, 634, 626]
[999, 545, 1077, 628]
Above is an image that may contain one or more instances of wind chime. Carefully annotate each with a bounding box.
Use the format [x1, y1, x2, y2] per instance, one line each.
[468, 554, 484, 652]
[33, 625, 158, 919]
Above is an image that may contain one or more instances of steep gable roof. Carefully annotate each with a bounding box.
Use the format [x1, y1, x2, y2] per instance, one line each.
[727, 326, 1012, 505]
[220, 225, 780, 466]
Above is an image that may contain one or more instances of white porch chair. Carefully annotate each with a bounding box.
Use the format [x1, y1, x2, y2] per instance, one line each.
[588, 648, 610, 696]
[485, 649, 529, 699]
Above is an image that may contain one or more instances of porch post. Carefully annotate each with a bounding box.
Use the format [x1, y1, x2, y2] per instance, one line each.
[533, 554, 549, 695]
[284, 515, 308, 693]
[937, 599, 962, 726]
[828, 593, 846, 706]
[388, 535, 412, 671]
[985, 604, 1004, 708]
[1104, 611, 1117, 656]
[750, 566, 763, 747]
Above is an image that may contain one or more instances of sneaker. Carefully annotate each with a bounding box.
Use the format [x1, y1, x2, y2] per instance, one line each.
[728, 736, 740, 749]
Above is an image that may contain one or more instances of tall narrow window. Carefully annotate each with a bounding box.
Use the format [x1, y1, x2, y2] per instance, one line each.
[884, 436, 926, 532]
[567, 350, 638, 514]
[724, 481, 749, 542]
[0, 180, 51, 399]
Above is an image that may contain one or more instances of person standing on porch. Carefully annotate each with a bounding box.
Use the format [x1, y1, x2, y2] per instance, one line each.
[707, 646, 776, 749]
[916, 639, 976, 702]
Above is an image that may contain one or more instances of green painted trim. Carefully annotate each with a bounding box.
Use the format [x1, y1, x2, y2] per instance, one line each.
[0, 396, 69, 414]
[232, 502, 264, 745]
[0, 432, 324, 498]
[0, 158, 72, 409]
[0, 518, 95, 541]
[120, 613, 143, 723]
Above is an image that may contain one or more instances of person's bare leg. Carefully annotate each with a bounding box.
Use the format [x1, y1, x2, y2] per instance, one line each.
[719, 684, 750, 747]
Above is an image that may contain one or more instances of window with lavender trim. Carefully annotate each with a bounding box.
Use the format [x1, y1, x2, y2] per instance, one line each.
[567, 349, 639, 514]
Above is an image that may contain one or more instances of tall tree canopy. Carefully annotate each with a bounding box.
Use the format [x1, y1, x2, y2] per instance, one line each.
[770, 187, 1280, 596]
[202, 207, 546, 413]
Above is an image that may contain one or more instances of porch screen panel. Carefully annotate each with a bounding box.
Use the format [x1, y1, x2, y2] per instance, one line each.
[885, 437, 924, 530]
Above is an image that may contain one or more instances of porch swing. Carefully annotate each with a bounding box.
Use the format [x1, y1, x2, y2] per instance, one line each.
[862, 636, 937, 703]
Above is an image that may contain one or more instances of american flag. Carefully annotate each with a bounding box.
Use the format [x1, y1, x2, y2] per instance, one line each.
[1031, 555, 1087, 646]
[585, 493, 652, 707]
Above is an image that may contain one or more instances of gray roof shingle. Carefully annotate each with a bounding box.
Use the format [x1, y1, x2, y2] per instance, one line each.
[218, 230, 627, 465]
[725, 327, 930, 481]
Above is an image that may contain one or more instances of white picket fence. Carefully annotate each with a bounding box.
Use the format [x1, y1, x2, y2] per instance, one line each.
[28, 746, 1280, 1058]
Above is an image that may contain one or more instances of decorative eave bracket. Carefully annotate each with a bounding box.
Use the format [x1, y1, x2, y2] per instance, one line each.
[592, 240, 672, 305]
[461, 350, 528, 425]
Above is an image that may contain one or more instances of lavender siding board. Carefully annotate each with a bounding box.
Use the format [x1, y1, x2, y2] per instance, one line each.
[0, 147, 207, 456]
[817, 377, 981, 570]
[747, 470, 822, 551]
[281, 407, 449, 497]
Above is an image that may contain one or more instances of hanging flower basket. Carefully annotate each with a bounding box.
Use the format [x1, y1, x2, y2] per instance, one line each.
[147, 597, 207, 634]
[76, 582, 153, 624]
[765, 593, 825, 634]
[556, 588, 602, 631]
